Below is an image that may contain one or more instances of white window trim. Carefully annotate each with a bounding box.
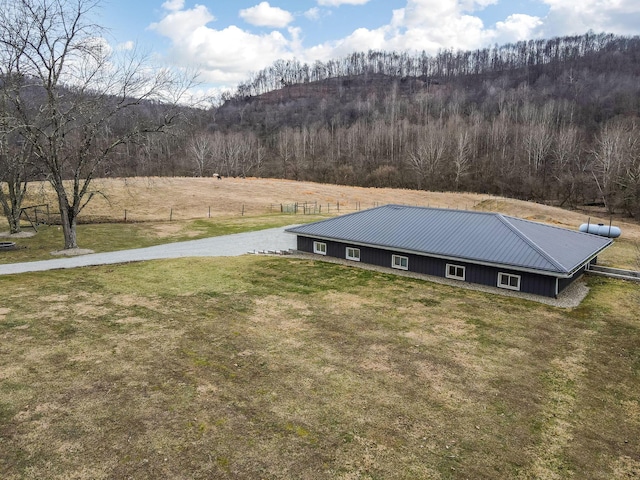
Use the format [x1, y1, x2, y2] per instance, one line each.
[392, 254, 408, 270]
[445, 263, 466, 281]
[498, 272, 521, 291]
[313, 241, 327, 255]
[346, 247, 361, 261]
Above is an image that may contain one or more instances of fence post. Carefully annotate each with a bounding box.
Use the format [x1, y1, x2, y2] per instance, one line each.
[241, 204, 245, 216]
[208, 206, 211, 218]
[170, 208, 173, 221]
[124, 209, 127, 222]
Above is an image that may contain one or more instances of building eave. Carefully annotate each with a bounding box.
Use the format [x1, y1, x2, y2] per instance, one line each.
[290, 232, 592, 278]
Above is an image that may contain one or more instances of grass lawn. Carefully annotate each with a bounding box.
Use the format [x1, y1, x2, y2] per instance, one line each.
[1, 256, 638, 479]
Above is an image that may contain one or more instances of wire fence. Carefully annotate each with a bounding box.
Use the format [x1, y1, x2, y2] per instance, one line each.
[24, 197, 504, 225]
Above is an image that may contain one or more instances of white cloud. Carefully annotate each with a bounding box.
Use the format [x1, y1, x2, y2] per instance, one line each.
[148, 0, 640, 92]
[239, 2, 294, 28]
[149, 5, 293, 87]
[313, 0, 496, 56]
[539, 0, 640, 37]
[459, 0, 498, 11]
[317, 0, 371, 6]
[117, 40, 135, 51]
[150, 5, 216, 40]
[306, 27, 387, 61]
[161, 0, 184, 12]
[304, 7, 321, 20]
[495, 14, 543, 42]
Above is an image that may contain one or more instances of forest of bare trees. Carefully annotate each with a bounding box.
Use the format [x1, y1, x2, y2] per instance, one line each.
[3, 29, 640, 235]
[231, 33, 640, 99]
[178, 32, 637, 218]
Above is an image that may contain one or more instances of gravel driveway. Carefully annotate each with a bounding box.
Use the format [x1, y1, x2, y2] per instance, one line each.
[0, 226, 587, 307]
[0, 226, 297, 276]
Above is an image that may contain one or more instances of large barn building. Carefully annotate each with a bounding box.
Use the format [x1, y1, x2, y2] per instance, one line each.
[286, 205, 613, 298]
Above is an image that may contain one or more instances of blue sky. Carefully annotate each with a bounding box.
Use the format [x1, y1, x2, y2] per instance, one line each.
[99, 0, 640, 96]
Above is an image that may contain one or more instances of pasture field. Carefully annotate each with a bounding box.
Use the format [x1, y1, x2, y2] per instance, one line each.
[2, 176, 639, 268]
[1, 177, 639, 478]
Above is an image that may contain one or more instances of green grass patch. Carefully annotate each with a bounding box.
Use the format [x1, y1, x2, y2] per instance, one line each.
[598, 238, 640, 270]
[0, 256, 638, 479]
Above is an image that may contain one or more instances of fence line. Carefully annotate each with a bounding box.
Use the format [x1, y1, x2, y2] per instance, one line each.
[36, 197, 497, 225]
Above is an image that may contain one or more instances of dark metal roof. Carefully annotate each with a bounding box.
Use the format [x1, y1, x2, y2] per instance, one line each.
[286, 205, 613, 275]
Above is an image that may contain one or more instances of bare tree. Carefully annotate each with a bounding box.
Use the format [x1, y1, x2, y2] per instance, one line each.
[0, 0, 195, 249]
[552, 124, 584, 207]
[0, 124, 32, 233]
[0, 20, 34, 233]
[407, 121, 447, 190]
[237, 131, 264, 177]
[452, 130, 471, 190]
[592, 121, 625, 213]
[188, 133, 214, 177]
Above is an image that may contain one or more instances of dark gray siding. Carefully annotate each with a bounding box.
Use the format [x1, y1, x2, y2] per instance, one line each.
[558, 266, 586, 294]
[296, 235, 560, 297]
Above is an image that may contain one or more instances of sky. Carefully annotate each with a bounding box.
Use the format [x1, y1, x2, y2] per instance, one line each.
[100, 0, 640, 98]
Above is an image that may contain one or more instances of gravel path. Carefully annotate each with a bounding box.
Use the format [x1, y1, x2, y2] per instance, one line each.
[0, 227, 297, 276]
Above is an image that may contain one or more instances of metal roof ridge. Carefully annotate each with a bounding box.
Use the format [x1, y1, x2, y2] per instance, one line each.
[496, 214, 568, 273]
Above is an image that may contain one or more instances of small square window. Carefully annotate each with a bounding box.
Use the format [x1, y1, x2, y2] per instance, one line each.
[446, 264, 466, 280]
[498, 272, 521, 291]
[392, 255, 408, 270]
[346, 247, 360, 261]
[313, 241, 327, 255]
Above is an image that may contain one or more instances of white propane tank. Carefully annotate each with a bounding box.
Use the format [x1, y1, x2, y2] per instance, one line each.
[579, 223, 621, 238]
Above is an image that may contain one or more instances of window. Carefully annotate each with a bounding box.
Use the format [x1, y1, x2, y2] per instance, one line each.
[313, 241, 327, 255]
[346, 247, 361, 261]
[445, 264, 466, 280]
[392, 254, 408, 270]
[498, 272, 521, 291]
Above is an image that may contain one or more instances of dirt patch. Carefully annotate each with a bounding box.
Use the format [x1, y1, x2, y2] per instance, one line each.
[51, 248, 94, 256]
[251, 296, 312, 346]
[322, 291, 381, 313]
[40, 294, 69, 302]
[0, 231, 36, 238]
[611, 456, 640, 480]
[151, 223, 199, 238]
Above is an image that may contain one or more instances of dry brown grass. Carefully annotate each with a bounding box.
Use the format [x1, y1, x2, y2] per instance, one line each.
[1, 257, 638, 479]
[20, 176, 637, 232]
[22, 176, 497, 220]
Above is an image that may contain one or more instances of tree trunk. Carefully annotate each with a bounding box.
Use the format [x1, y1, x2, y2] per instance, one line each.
[0, 184, 24, 234]
[57, 193, 79, 249]
[1, 204, 21, 234]
[61, 210, 78, 249]
[8, 201, 21, 234]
